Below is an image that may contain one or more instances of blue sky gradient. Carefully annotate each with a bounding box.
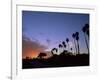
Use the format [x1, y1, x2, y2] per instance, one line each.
[22, 11, 89, 57]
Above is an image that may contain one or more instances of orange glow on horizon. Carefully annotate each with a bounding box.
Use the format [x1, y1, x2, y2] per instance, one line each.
[31, 51, 39, 58]
[22, 50, 39, 59]
[22, 50, 52, 59]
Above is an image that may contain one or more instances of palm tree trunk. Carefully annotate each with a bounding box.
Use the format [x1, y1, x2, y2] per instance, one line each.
[77, 41, 80, 54]
[74, 39, 77, 54]
[67, 43, 69, 52]
[84, 33, 89, 53]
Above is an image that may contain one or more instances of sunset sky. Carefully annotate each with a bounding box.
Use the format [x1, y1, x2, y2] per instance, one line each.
[22, 11, 89, 59]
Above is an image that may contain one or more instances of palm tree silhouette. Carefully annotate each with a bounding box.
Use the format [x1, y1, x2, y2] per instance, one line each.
[62, 41, 66, 50]
[72, 33, 77, 54]
[75, 32, 80, 54]
[58, 44, 63, 54]
[66, 38, 69, 52]
[82, 24, 89, 53]
[51, 48, 58, 55]
[59, 44, 63, 48]
[85, 24, 89, 37]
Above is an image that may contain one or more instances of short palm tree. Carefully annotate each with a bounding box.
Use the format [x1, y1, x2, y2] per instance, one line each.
[51, 48, 58, 55]
[59, 44, 63, 48]
[59, 44, 63, 54]
[62, 41, 66, 50]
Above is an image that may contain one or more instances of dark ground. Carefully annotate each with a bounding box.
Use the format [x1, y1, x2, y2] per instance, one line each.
[22, 53, 89, 69]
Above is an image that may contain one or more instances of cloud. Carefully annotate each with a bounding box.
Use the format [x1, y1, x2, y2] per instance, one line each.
[22, 36, 47, 58]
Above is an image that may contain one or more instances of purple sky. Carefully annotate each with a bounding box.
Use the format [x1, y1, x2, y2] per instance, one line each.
[22, 11, 89, 58]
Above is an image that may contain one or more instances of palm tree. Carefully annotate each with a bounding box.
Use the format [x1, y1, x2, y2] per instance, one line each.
[51, 48, 58, 55]
[85, 24, 89, 37]
[66, 38, 69, 52]
[62, 41, 66, 50]
[82, 24, 89, 53]
[72, 33, 77, 54]
[59, 44, 63, 54]
[75, 32, 80, 54]
[59, 44, 63, 48]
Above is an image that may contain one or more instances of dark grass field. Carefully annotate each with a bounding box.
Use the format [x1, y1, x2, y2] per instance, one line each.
[22, 53, 89, 69]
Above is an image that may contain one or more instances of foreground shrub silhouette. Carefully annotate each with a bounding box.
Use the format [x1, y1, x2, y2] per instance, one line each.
[37, 52, 47, 59]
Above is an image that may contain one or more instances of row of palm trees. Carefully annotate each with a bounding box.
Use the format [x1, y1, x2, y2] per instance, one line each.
[51, 23, 89, 55]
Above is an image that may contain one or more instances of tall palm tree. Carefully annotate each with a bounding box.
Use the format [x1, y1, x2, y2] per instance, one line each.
[66, 38, 69, 52]
[85, 24, 89, 37]
[72, 33, 77, 54]
[82, 24, 89, 53]
[75, 32, 80, 54]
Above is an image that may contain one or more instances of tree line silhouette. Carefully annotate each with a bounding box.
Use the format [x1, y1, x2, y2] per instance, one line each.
[22, 23, 89, 69]
[50, 23, 89, 56]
